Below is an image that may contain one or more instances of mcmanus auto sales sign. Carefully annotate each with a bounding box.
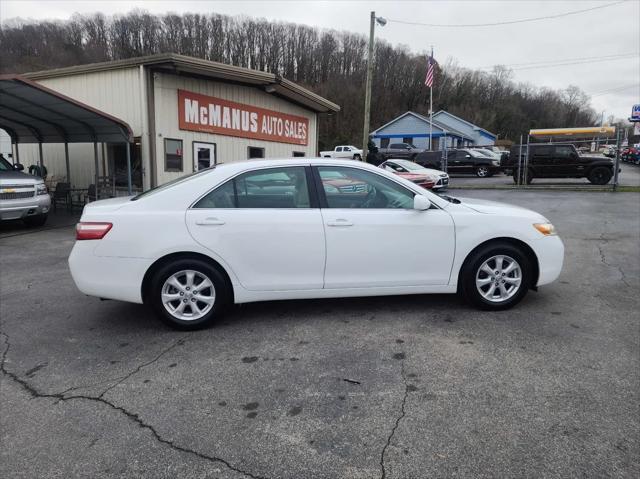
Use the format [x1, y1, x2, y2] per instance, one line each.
[178, 90, 309, 145]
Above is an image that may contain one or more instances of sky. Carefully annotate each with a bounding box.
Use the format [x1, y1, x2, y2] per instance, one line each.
[1, 0, 639, 121]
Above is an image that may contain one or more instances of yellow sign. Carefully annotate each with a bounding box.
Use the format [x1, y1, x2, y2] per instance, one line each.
[529, 127, 616, 137]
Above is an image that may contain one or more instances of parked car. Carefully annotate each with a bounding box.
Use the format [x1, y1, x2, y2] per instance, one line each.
[446, 148, 501, 177]
[505, 144, 618, 185]
[414, 150, 443, 170]
[378, 142, 425, 161]
[0, 156, 50, 226]
[319, 145, 363, 160]
[379, 159, 449, 190]
[621, 147, 640, 165]
[69, 158, 564, 329]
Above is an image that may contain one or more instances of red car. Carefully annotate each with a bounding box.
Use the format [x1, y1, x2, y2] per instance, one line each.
[379, 159, 449, 190]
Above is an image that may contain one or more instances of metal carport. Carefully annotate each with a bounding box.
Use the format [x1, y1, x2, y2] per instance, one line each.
[0, 75, 135, 194]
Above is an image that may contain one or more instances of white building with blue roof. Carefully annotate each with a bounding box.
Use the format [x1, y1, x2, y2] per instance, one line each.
[370, 110, 496, 150]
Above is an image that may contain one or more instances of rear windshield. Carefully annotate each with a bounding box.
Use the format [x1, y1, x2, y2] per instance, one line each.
[131, 166, 216, 200]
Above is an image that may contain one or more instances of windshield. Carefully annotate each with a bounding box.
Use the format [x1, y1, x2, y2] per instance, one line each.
[0, 156, 12, 171]
[467, 149, 489, 158]
[474, 149, 495, 158]
[393, 160, 424, 171]
[131, 166, 217, 200]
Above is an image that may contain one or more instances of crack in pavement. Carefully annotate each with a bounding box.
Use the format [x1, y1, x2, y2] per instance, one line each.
[598, 232, 631, 288]
[380, 360, 409, 479]
[0, 331, 270, 479]
[98, 337, 187, 399]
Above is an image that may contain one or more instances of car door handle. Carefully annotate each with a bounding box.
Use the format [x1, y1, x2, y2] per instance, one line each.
[327, 219, 353, 227]
[195, 217, 226, 226]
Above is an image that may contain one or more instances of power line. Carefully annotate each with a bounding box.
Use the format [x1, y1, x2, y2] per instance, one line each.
[477, 52, 639, 69]
[386, 1, 627, 28]
[589, 83, 640, 97]
[509, 55, 638, 71]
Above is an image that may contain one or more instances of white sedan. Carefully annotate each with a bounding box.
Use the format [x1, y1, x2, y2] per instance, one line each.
[69, 159, 564, 329]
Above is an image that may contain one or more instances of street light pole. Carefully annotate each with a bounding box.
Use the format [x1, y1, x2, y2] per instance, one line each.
[362, 11, 385, 161]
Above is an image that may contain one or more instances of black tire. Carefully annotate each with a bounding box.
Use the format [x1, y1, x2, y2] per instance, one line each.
[459, 242, 533, 311]
[475, 166, 490, 178]
[588, 167, 612, 185]
[23, 214, 47, 227]
[353, 154, 362, 161]
[148, 258, 231, 330]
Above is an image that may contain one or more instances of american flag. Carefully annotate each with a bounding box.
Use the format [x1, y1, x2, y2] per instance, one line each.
[425, 55, 435, 88]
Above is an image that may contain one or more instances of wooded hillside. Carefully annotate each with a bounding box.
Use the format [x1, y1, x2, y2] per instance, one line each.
[0, 10, 598, 148]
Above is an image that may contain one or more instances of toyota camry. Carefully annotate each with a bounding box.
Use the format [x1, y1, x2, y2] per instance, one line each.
[69, 159, 564, 329]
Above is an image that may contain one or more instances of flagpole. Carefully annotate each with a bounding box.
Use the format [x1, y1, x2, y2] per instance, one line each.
[429, 46, 433, 151]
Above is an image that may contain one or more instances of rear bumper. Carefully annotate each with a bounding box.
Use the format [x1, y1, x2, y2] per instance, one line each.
[531, 235, 565, 286]
[68, 241, 151, 304]
[0, 195, 50, 221]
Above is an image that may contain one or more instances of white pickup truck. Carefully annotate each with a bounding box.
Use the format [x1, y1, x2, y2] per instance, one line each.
[319, 145, 363, 160]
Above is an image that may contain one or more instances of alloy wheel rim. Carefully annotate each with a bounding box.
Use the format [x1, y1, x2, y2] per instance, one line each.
[161, 270, 216, 321]
[477, 167, 488, 177]
[475, 255, 522, 303]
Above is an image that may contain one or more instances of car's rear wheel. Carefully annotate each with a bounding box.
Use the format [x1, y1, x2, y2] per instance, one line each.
[23, 214, 47, 227]
[353, 154, 361, 161]
[513, 168, 533, 185]
[588, 167, 612, 185]
[149, 258, 230, 330]
[460, 242, 532, 310]
[475, 166, 490, 177]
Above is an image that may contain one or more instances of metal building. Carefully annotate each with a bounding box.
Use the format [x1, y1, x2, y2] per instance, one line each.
[8, 53, 340, 194]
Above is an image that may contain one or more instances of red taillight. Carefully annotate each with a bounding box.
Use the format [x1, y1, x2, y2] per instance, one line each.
[76, 222, 113, 240]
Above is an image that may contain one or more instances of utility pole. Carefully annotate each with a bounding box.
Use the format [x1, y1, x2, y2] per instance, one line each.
[362, 11, 385, 161]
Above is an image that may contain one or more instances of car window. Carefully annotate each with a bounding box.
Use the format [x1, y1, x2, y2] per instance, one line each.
[532, 146, 552, 158]
[555, 146, 573, 158]
[344, 147, 351, 151]
[194, 166, 310, 209]
[389, 143, 404, 149]
[336, 147, 343, 152]
[318, 166, 414, 209]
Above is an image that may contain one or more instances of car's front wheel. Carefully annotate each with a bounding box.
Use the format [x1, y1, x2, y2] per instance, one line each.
[460, 242, 532, 310]
[588, 167, 612, 185]
[475, 166, 490, 177]
[149, 258, 230, 330]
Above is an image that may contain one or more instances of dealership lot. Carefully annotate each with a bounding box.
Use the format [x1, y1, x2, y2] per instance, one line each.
[1, 190, 638, 478]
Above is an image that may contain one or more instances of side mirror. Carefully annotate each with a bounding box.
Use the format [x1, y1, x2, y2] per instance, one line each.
[413, 195, 431, 211]
[13, 163, 24, 171]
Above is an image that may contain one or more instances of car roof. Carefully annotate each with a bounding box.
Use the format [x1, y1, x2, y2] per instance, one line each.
[216, 158, 382, 174]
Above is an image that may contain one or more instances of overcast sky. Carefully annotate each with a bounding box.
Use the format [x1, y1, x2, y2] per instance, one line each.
[1, 0, 639, 120]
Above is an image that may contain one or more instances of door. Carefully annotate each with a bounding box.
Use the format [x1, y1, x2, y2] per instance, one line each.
[447, 150, 462, 172]
[193, 142, 216, 171]
[315, 165, 455, 288]
[553, 145, 580, 176]
[530, 146, 553, 176]
[186, 166, 326, 291]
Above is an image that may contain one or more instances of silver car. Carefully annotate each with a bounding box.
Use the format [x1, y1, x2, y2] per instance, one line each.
[0, 156, 51, 227]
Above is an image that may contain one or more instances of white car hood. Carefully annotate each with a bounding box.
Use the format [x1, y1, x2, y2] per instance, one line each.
[455, 197, 546, 220]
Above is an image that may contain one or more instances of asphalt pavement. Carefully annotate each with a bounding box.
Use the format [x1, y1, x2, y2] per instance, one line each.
[1, 190, 639, 478]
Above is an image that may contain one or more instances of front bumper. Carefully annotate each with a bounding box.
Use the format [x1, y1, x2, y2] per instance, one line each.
[433, 175, 450, 190]
[0, 194, 51, 221]
[530, 234, 565, 286]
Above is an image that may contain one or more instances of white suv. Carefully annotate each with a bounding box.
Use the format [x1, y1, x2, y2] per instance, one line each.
[0, 156, 50, 226]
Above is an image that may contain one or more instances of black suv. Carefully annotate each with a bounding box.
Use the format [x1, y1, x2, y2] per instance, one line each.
[504, 144, 616, 185]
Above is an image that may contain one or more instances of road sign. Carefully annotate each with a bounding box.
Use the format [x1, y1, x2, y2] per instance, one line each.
[631, 104, 640, 122]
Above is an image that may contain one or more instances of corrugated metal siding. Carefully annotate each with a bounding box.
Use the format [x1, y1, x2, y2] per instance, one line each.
[153, 72, 318, 185]
[13, 68, 143, 189]
[37, 68, 143, 133]
[16, 143, 106, 188]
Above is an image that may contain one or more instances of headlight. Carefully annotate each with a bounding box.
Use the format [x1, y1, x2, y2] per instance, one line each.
[36, 183, 48, 195]
[533, 223, 556, 236]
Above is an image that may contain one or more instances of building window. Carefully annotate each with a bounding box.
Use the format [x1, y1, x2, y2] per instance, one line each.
[164, 138, 183, 172]
[248, 146, 265, 159]
[292, 151, 305, 157]
[402, 137, 414, 145]
[380, 138, 390, 148]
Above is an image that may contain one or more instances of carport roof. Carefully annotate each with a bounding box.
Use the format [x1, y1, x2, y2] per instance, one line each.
[0, 75, 133, 144]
